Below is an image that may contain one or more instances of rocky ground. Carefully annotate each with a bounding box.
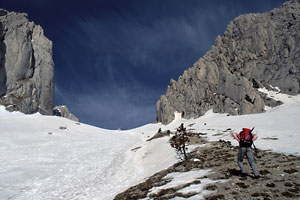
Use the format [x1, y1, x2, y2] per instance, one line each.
[114, 128, 300, 200]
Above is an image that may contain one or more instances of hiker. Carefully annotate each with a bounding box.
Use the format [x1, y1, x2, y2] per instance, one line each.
[232, 128, 260, 179]
[177, 123, 186, 133]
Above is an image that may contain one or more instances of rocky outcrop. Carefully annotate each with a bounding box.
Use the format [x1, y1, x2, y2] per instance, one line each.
[0, 9, 54, 115]
[115, 133, 300, 199]
[157, 0, 300, 124]
[53, 105, 79, 122]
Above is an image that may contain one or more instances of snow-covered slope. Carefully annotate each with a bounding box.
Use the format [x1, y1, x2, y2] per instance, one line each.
[0, 105, 180, 200]
[187, 88, 300, 155]
[0, 108, 165, 199]
[1, 89, 299, 199]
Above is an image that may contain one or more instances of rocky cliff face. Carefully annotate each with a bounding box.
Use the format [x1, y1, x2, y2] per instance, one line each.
[157, 0, 300, 124]
[0, 9, 54, 115]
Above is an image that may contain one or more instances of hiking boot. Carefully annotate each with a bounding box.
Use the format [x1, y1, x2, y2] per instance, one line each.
[253, 175, 260, 179]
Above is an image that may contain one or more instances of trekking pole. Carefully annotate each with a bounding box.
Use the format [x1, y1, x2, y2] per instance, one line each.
[253, 142, 257, 151]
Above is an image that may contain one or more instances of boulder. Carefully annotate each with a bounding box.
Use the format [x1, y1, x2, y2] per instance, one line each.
[53, 105, 79, 122]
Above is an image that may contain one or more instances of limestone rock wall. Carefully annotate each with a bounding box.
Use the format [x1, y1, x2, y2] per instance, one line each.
[0, 9, 54, 115]
[157, 0, 300, 124]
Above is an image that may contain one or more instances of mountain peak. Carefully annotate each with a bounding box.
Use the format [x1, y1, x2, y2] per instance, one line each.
[157, 0, 300, 124]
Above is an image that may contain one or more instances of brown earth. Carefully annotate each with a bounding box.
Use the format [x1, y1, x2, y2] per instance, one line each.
[114, 130, 300, 200]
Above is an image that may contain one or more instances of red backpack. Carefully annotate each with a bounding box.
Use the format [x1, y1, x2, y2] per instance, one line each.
[240, 128, 253, 147]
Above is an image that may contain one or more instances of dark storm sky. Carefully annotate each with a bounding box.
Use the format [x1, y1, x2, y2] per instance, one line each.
[0, 0, 286, 130]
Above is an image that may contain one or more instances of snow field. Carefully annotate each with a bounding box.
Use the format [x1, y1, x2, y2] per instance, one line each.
[1, 88, 300, 199]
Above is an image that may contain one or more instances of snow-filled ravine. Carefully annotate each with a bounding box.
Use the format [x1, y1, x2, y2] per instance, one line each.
[1, 88, 300, 199]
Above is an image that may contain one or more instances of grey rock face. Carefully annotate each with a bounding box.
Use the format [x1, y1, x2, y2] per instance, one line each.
[157, 0, 300, 124]
[0, 9, 54, 115]
[53, 105, 79, 122]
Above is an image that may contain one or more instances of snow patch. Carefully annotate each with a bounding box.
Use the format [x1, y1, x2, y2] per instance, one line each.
[174, 111, 182, 120]
[258, 87, 300, 106]
[148, 169, 228, 200]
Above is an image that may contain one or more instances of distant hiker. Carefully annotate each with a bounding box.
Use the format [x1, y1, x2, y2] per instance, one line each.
[158, 128, 162, 133]
[232, 128, 260, 179]
[177, 123, 186, 133]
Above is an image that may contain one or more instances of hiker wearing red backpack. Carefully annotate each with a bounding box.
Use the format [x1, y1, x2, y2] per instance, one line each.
[232, 128, 260, 179]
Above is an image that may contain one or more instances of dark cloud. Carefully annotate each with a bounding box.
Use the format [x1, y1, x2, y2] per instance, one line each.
[0, 0, 286, 129]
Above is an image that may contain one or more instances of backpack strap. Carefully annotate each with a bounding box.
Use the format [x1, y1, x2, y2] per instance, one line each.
[239, 131, 244, 139]
[245, 132, 253, 141]
[245, 133, 251, 140]
[248, 127, 255, 140]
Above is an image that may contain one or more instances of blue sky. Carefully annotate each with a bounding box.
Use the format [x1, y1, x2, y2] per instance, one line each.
[0, 0, 286, 130]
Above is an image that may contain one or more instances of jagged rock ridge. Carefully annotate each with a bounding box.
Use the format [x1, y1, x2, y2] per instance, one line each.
[0, 9, 54, 115]
[157, 0, 300, 124]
